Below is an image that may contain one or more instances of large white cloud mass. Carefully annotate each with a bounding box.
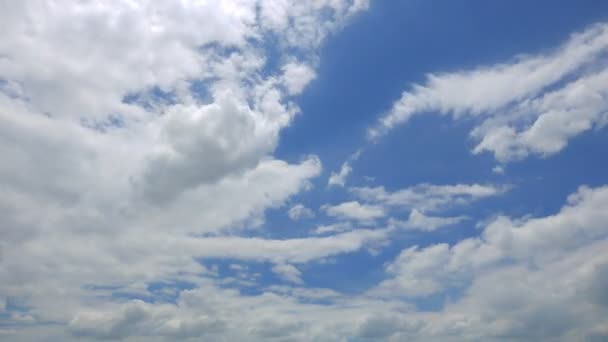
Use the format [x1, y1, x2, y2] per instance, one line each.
[0, 1, 372, 340]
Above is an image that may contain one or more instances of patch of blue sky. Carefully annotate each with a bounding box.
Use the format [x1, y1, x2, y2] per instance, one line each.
[275, 0, 608, 161]
[188, 78, 214, 104]
[260, 0, 608, 304]
[122, 85, 177, 112]
[0, 298, 33, 327]
[81, 113, 126, 133]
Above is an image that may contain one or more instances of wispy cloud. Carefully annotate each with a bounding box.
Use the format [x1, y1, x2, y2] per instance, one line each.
[369, 23, 608, 162]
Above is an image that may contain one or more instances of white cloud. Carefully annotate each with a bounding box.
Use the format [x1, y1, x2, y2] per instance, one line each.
[328, 161, 353, 187]
[2, 2, 608, 342]
[258, 0, 370, 49]
[323, 201, 386, 222]
[281, 62, 317, 95]
[372, 185, 608, 299]
[370, 23, 608, 162]
[472, 68, 608, 161]
[328, 150, 362, 187]
[136, 89, 297, 203]
[63, 282, 408, 342]
[272, 263, 304, 284]
[492, 165, 505, 174]
[175, 227, 391, 264]
[314, 222, 354, 235]
[390, 209, 467, 232]
[288, 204, 315, 220]
[0, 1, 374, 339]
[266, 286, 342, 301]
[351, 183, 506, 212]
[15, 179, 608, 342]
[0, 1, 258, 121]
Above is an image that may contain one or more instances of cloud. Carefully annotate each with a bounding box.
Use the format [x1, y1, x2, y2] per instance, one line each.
[492, 165, 505, 174]
[356, 314, 403, 339]
[174, 227, 391, 264]
[272, 263, 304, 284]
[0, 0, 374, 338]
[136, 88, 296, 203]
[314, 222, 354, 235]
[328, 161, 353, 187]
[351, 183, 507, 212]
[22, 180, 608, 341]
[64, 283, 399, 342]
[69, 301, 152, 340]
[372, 185, 608, 299]
[2, 2, 608, 342]
[281, 62, 317, 95]
[390, 209, 467, 232]
[328, 150, 362, 188]
[287, 204, 315, 220]
[347, 186, 608, 340]
[370, 23, 608, 162]
[323, 201, 386, 222]
[472, 68, 608, 161]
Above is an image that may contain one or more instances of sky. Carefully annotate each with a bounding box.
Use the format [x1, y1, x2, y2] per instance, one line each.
[1, 0, 608, 341]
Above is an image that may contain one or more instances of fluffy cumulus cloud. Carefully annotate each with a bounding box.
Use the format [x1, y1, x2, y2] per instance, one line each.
[328, 150, 361, 187]
[2, 1, 608, 341]
[370, 23, 608, 162]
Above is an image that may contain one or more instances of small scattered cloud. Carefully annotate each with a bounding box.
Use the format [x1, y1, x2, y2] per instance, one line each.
[287, 204, 315, 221]
[323, 201, 385, 222]
[328, 161, 353, 187]
[314, 222, 353, 235]
[390, 209, 467, 232]
[272, 263, 304, 284]
[328, 150, 362, 187]
[492, 165, 505, 174]
[351, 183, 508, 213]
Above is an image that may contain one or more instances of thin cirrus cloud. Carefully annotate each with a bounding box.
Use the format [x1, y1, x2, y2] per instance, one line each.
[351, 183, 508, 212]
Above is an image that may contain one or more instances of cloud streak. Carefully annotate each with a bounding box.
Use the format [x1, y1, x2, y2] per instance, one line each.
[369, 23, 608, 162]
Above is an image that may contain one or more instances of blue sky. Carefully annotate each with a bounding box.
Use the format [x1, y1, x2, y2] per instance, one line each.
[2, 1, 608, 341]
[272, 0, 608, 294]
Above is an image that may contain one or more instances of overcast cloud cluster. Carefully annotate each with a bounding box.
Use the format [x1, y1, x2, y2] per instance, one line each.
[1, 1, 607, 341]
